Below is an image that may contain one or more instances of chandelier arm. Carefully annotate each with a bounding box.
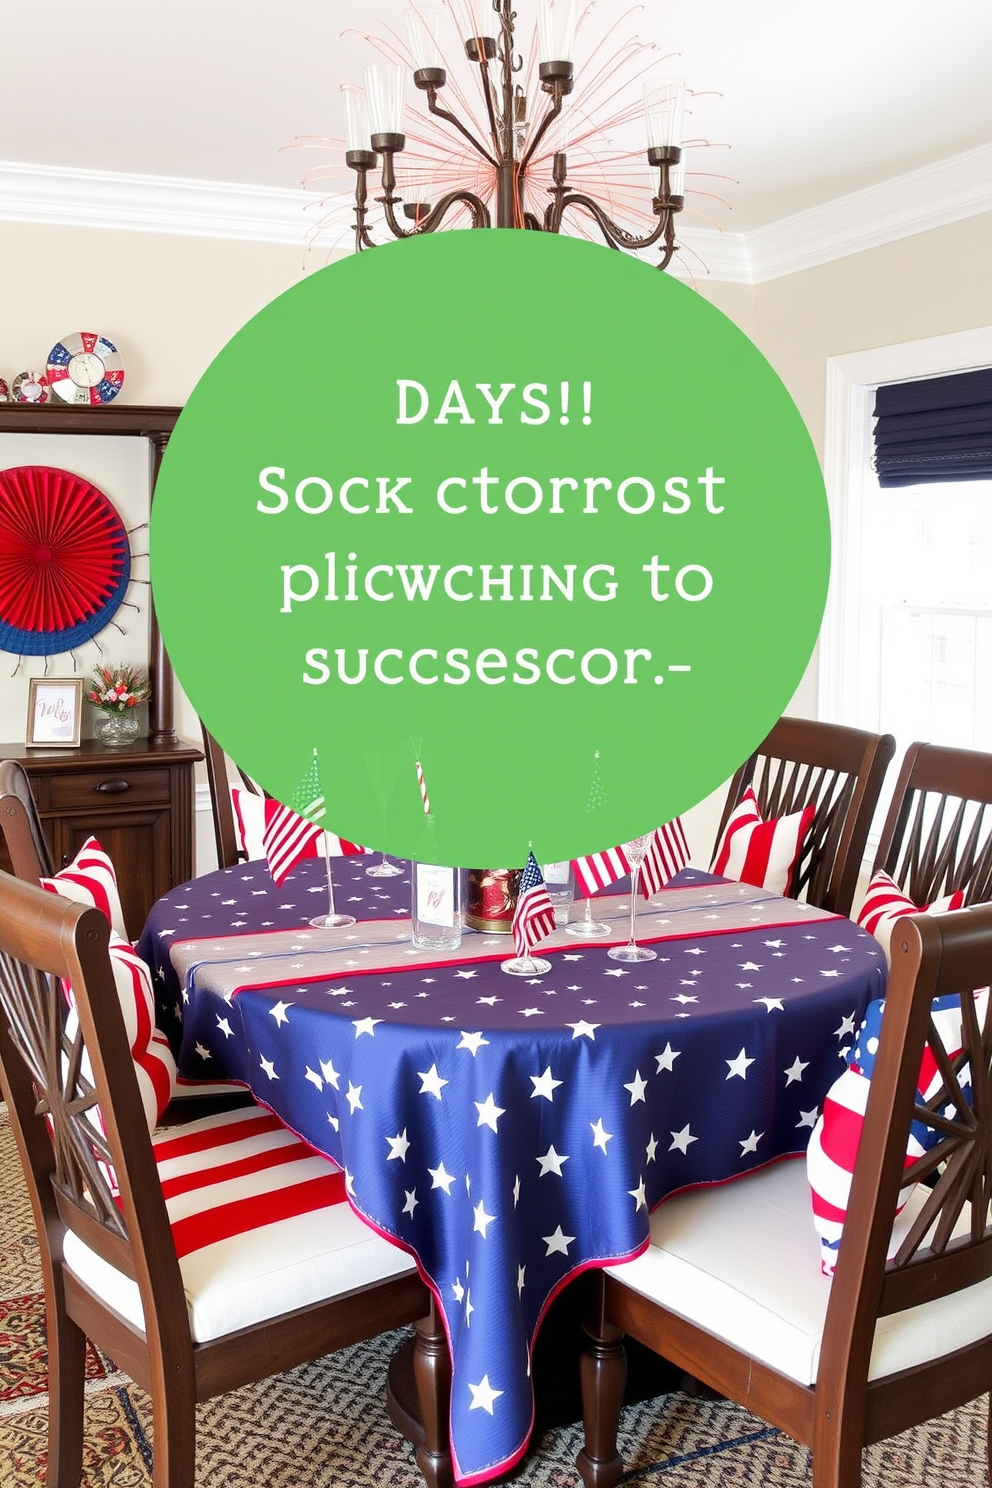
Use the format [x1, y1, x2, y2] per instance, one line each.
[549, 192, 677, 253]
[476, 60, 503, 159]
[419, 190, 493, 231]
[518, 81, 564, 172]
[425, 87, 499, 168]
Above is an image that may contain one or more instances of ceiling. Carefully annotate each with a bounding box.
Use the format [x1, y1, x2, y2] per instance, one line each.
[2, 0, 991, 237]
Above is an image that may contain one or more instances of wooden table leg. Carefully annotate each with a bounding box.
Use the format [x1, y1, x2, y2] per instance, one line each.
[387, 1300, 453, 1488]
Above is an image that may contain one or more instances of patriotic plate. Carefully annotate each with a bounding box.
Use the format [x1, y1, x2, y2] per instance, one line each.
[47, 332, 126, 406]
[12, 370, 50, 403]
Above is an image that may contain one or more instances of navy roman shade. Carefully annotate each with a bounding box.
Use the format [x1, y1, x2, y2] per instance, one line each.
[872, 367, 992, 487]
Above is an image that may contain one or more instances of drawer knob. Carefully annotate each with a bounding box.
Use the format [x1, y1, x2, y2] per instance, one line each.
[95, 779, 131, 794]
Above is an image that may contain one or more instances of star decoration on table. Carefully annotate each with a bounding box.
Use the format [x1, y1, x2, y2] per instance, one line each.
[473, 1202, 496, 1238]
[797, 1107, 819, 1129]
[536, 1145, 569, 1177]
[624, 1071, 648, 1104]
[259, 1055, 278, 1080]
[319, 1058, 340, 1088]
[784, 1056, 810, 1085]
[429, 1162, 456, 1194]
[543, 1225, 575, 1256]
[530, 1067, 563, 1101]
[669, 1124, 697, 1153]
[725, 1048, 755, 1080]
[457, 1031, 489, 1056]
[475, 1093, 506, 1132]
[345, 1081, 363, 1113]
[468, 1375, 503, 1415]
[419, 1064, 449, 1099]
[754, 996, 785, 1012]
[656, 1042, 681, 1072]
[646, 1133, 658, 1163]
[403, 1189, 418, 1216]
[628, 1177, 648, 1211]
[739, 1130, 763, 1155]
[590, 1119, 612, 1152]
[353, 1016, 383, 1038]
[269, 1000, 293, 1025]
[568, 1020, 600, 1039]
[387, 1128, 411, 1161]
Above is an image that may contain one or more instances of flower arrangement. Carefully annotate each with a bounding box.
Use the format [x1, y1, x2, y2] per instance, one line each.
[86, 664, 151, 715]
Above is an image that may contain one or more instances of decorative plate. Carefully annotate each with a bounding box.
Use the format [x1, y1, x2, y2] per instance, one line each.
[0, 378, 8, 401]
[12, 371, 49, 403]
[0, 466, 131, 656]
[47, 332, 126, 406]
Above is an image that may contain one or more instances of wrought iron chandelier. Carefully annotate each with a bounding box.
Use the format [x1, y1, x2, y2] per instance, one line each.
[341, 0, 688, 270]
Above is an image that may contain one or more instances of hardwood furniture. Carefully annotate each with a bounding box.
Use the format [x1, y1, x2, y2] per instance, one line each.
[577, 902, 992, 1488]
[872, 741, 992, 905]
[0, 869, 435, 1488]
[201, 722, 268, 870]
[714, 716, 896, 917]
[138, 858, 884, 1485]
[0, 739, 200, 939]
[0, 758, 54, 880]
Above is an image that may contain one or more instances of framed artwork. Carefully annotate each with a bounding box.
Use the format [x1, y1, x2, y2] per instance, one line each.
[26, 677, 83, 748]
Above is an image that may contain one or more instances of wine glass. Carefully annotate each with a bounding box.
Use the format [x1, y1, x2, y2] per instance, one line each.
[366, 751, 403, 878]
[309, 855, 356, 929]
[565, 895, 611, 938]
[607, 834, 657, 963]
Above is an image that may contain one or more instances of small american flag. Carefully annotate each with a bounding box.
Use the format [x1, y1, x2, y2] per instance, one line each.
[640, 818, 691, 898]
[263, 752, 327, 886]
[512, 852, 557, 957]
[571, 845, 630, 897]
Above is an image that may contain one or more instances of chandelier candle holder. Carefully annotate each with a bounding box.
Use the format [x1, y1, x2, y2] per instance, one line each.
[343, 0, 687, 269]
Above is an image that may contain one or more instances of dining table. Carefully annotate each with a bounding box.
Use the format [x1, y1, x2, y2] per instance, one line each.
[138, 855, 886, 1486]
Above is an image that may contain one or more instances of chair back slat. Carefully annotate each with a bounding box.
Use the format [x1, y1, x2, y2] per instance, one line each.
[820, 905, 992, 1400]
[0, 871, 186, 1315]
[0, 758, 54, 880]
[874, 743, 992, 906]
[715, 717, 895, 916]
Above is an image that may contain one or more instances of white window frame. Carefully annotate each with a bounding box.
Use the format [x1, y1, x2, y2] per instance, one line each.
[819, 325, 992, 729]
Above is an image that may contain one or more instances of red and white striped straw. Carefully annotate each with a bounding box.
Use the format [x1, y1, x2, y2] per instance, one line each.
[416, 759, 431, 816]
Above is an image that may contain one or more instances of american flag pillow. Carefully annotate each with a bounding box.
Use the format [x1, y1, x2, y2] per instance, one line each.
[40, 835, 128, 940]
[856, 868, 966, 964]
[807, 992, 977, 1276]
[710, 787, 815, 898]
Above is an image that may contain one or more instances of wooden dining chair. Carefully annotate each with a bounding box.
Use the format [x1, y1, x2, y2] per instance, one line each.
[872, 741, 992, 906]
[0, 869, 447, 1488]
[0, 756, 55, 879]
[713, 716, 895, 916]
[578, 900, 992, 1488]
[201, 722, 272, 868]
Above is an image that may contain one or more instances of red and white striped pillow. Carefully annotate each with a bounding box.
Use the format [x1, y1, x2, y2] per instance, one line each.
[41, 836, 128, 940]
[856, 869, 966, 964]
[710, 787, 815, 898]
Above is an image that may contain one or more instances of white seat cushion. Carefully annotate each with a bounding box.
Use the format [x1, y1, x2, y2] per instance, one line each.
[606, 1158, 992, 1387]
[63, 1103, 416, 1343]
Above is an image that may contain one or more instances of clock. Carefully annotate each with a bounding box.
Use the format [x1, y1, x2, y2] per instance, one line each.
[47, 332, 126, 406]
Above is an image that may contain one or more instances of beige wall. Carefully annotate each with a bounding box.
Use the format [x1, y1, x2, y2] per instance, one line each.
[1, 213, 989, 865]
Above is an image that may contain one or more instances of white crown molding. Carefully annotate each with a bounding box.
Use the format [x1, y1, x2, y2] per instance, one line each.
[1, 143, 990, 279]
[0, 160, 320, 245]
[745, 143, 992, 284]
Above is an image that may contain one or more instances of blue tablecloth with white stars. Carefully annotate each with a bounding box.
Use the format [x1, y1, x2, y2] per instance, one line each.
[138, 859, 885, 1484]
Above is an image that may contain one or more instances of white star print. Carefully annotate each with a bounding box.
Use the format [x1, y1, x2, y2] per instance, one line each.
[428, 1162, 456, 1194]
[457, 1030, 490, 1056]
[655, 1043, 681, 1072]
[669, 1124, 697, 1153]
[797, 1108, 819, 1129]
[672, 993, 698, 1005]
[452, 1277, 465, 1303]
[259, 1055, 278, 1080]
[738, 961, 762, 972]
[739, 1130, 763, 1155]
[646, 1133, 658, 1163]
[454, 969, 478, 980]
[216, 1017, 233, 1038]
[536, 1145, 569, 1177]
[386, 1128, 411, 1161]
[754, 997, 785, 1012]
[403, 1189, 418, 1216]
[543, 1225, 575, 1256]
[567, 1020, 600, 1040]
[468, 1375, 503, 1415]
[305, 1067, 323, 1091]
[419, 1064, 449, 1099]
[530, 1066, 563, 1101]
[520, 1007, 545, 1017]
[512, 1175, 521, 1206]
[725, 1048, 755, 1080]
[603, 968, 628, 978]
[827, 944, 851, 953]
[820, 969, 843, 979]
[590, 1119, 612, 1152]
[195, 1042, 210, 1060]
[477, 995, 500, 1006]
[269, 1000, 293, 1025]
[345, 1081, 363, 1113]
[834, 1013, 857, 1039]
[784, 1056, 809, 1085]
[473, 1201, 496, 1238]
[624, 1070, 648, 1104]
[319, 1058, 340, 1089]
[628, 1177, 647, 1211]
[475, 1093, 506, 1133]
[517, 1265, 526, 1297]
[353, 1016, 382, 1038]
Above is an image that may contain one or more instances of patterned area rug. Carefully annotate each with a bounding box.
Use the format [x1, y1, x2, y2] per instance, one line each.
[0, 1105, 988, 1487]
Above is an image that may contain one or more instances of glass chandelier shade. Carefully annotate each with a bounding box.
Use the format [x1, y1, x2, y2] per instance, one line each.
[406, 6, 444, 71]
[364, 63, 407, 139]
[537, 0, 578, 65]
[341, 84, 372, 154]
[644, 78, 686, 150]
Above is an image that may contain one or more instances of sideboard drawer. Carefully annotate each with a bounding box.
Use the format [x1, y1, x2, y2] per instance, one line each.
[46, 767, 172, 811]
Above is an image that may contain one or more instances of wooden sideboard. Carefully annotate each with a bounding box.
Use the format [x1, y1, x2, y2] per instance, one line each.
[0, 740, 201, 938]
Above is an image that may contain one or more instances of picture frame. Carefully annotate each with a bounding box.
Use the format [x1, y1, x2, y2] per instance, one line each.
[26, 677, 84, 748]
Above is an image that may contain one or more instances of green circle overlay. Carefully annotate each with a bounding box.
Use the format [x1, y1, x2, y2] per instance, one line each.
[152, 231, 829, 868]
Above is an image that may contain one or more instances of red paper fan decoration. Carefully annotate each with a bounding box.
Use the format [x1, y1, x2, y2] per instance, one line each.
[0, 466, 132, 656]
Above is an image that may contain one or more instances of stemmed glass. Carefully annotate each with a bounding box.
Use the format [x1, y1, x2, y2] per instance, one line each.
[366, 752, 403, 878]
[565, 895, 611, 938]
[309, 853, 356, 930]
[607, 834, 657, 963]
